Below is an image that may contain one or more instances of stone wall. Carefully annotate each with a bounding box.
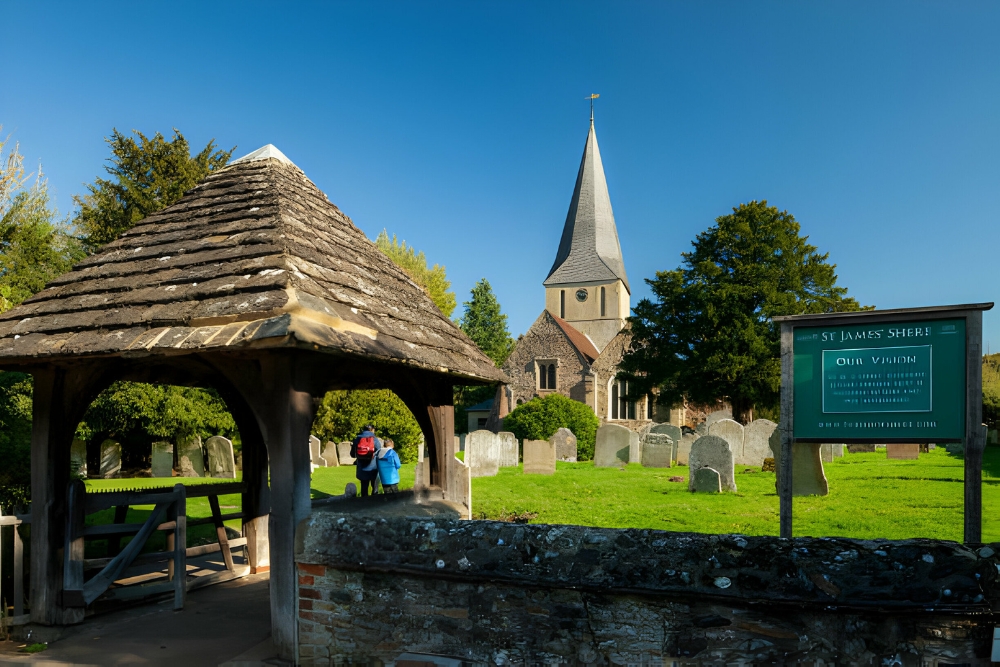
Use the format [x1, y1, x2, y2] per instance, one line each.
[501, 311, 592, 409]
[295, 508, 1000, 665]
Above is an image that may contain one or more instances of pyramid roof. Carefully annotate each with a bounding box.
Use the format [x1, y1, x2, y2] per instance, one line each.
[544, 120, 629, 293]
[0, 146, 503, 383]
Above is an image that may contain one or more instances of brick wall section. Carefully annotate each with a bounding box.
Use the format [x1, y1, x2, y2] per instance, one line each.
[295, 511, 1000, 665]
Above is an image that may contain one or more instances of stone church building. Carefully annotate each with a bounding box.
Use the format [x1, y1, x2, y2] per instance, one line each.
[489, 116, 681, 433]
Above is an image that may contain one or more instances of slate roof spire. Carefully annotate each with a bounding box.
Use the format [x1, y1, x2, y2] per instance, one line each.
[544, 117, 629, 294]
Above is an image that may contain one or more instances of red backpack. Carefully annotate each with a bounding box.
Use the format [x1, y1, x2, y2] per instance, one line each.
[355, 435, 376, 462]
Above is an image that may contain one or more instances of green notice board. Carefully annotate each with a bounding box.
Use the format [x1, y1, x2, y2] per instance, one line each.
[793, 318, 966, 441]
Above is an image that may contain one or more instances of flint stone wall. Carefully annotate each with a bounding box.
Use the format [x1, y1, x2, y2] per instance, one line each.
[296, 511, 999, 666]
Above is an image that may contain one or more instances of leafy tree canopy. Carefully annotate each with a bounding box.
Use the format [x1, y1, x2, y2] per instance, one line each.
[375, 230, 456, 317]
[73, 129, 232, 250]
[620, 200, 865, 424]
[0, 372, 33, 510]
[312, 389, 423, 464]
[459, 278, 514, 367]
[502, 393, 599, 461]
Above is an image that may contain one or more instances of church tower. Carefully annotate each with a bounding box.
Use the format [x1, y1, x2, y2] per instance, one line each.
[543, 116, 629, 352]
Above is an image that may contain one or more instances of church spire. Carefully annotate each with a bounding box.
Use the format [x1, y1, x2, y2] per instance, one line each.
[544, 116, 630, 294]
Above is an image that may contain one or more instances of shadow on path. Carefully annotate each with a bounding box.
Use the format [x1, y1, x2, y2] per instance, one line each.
[1, 573, 272, 667]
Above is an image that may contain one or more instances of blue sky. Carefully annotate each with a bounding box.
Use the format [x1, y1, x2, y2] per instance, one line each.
[2, 2, 998, 347]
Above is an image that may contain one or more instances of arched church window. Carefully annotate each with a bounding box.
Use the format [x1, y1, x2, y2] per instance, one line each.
[611, 380, 636, 420]
[560, 290, 565, 318]
[547, 364, 556, 389]
[538, 362, 547, 389]
[600, 286, 606, 317]
[647, 394, 653, 420]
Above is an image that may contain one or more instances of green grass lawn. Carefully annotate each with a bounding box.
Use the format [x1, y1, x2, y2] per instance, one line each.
[80, 447, 1000, 545]
[473, 447, 1000, 542]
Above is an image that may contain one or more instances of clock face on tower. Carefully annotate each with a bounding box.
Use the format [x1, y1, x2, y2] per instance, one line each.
[575, 288, 588, 302]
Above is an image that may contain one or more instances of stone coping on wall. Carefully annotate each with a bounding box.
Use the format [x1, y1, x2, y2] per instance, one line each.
[296, 511, 1000, 614]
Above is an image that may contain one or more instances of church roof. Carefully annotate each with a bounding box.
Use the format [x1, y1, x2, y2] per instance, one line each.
[0, 146, 504, 383]
[543, 119, 629, 293]
[550, 313, 600, 363]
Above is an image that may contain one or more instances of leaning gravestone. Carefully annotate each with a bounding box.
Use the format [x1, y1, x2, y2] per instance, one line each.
[688, 435, 736, 492]
[321, 442, 340, 467]
[338, 441, 355, 465]
[769, 429, 828, 496]
[550, 428, 577, 462]
[99, 439, 121, 479]
[309, 435, 326, 469]
[709, 419, 745, 465]
[497, 431, 519, 466]
[178, 435, 205, 477]
[206, 436, 236, 478]
[742, 419, 776, 467]
[692, 466, 722, 493]
[629, 430, 641, 464]
[150, 441, 174, 478]
[641, 433, 672, 468]
[523, 439, 556, 475]
[466, 430, 500, 478]
[594, 423, 632, 467]
[70, 439, 88, 479]
[676, 433, 697, 465]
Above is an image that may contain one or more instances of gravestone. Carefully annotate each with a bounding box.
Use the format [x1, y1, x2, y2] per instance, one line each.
[321, 442, 340, 467]
[594, 423, 632, 467]
[769, 429, 828, 496]
[497, 432, 519, 466]
[742, 419, 776, 467]
[550, 428, 577, 462]
[688, 435, 736, 492]
[705, 409, 732, 429]
[206, 436, 236, 478]
[692, 467, 722, 493]
[523, 439, 556, 475]
[695, 422, 708, 436]
[650, 423, 682, 444]
[338, 441, 355, 465]
[99, 439, 121, 479]
[70, 439, 88, 479]
[629, 430, 641, 464]
[466, 430, 500, 478]
[150, 441, 174, 478]
[847, 444, 876, 453]
[709, 419, 744, 465]
[454, 435, 461, 454]
[178, 435, 204, 477]
[640, 433, 673, 468]
[676, 433, 697, 465]
[887, 443, 920, 460]
[820, 444, 834, 463]
[309, 435, 326, 469]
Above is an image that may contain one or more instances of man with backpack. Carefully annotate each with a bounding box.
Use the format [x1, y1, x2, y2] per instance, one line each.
[351, 424, 382, 497]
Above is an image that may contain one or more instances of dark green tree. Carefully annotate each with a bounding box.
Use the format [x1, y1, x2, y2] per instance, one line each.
[620, 200, 865, 424]
[502, 393, 599, 461]
[312, 390, 423, 464]
[73, 129, 232, 250]
[459, 278, 514, 367]
[0, 371, 33, 510]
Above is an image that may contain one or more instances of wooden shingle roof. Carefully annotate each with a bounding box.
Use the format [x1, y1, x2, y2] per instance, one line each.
[0, 147, 504, 383]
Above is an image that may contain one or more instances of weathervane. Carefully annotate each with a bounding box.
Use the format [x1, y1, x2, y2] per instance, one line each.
[588, 93, 599, 121]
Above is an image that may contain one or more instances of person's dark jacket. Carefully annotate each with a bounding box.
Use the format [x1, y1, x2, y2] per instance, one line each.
[351, 430, 382, 481]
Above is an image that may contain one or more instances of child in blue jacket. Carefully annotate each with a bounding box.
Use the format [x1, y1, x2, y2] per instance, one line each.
[376, 439, 402, 492]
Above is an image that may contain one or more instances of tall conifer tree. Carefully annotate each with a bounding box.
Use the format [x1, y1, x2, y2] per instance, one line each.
[459, 278, 514, 367]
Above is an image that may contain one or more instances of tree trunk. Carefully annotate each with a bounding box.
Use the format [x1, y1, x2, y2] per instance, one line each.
[730, 396, 754, 425]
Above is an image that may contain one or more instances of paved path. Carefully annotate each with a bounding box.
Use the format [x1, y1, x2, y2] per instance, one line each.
[0, 573, 275, 666]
